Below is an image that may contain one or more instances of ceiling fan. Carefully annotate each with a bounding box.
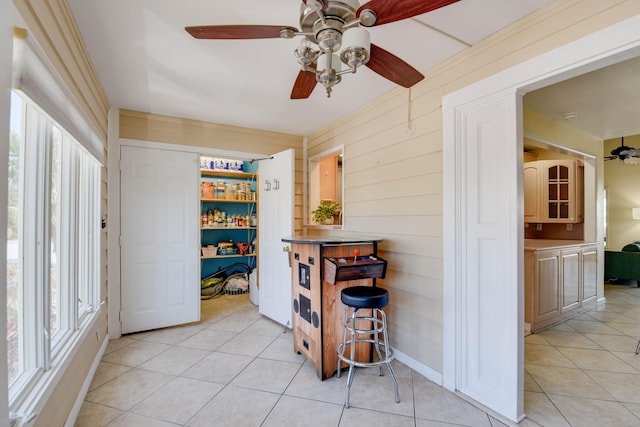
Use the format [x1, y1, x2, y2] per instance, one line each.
[185, 0, 460, 99]
[605, 137, 640, 164]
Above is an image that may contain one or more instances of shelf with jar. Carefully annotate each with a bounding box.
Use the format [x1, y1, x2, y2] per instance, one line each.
[199, 157, 258, 280]
[200, 207, 258, 260]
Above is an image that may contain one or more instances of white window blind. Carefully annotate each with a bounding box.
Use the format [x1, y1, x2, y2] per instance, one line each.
[12, 28, 104, 164]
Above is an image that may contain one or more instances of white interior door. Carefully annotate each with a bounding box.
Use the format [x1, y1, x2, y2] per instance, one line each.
[120, 145, 200, 334]
[444, 92, 523, 421]
[258, 149, 295, 326]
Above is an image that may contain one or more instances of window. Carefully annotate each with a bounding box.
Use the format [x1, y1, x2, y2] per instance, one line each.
[308, 147, 343, 226]
[6, 91, 101, 405]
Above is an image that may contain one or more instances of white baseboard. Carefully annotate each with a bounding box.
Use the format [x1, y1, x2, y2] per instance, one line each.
[64, 334, 109, 427]
[392, 347, 443, 385]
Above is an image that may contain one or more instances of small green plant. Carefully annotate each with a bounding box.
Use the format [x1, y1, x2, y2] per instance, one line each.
[312, 200, 341, 224]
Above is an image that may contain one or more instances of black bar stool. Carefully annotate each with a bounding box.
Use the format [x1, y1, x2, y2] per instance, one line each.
[336, 285, 399, 408]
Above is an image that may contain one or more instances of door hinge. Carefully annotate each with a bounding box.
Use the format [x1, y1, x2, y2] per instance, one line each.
[119, 311, 123, 322]
[119, 235, 122, 246]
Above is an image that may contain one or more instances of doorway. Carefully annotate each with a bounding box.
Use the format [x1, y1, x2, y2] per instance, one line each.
[443, 16, 640, 422]
[108, 135, 269, 339]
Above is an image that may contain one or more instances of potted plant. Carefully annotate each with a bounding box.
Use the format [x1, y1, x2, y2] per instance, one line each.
[312, 200, 341, 225]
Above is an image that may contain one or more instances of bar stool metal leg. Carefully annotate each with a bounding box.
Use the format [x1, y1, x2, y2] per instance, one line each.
[372, 308, 384, 376]
[345, 306, 357, 407]
[380, 308, 399, 403]
[336, 304, 349, 380]
[336, 302, 399, 408]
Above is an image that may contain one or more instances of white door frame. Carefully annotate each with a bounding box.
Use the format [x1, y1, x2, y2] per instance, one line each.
[443, 16, 640, 422]
[106, 116, 264, 338]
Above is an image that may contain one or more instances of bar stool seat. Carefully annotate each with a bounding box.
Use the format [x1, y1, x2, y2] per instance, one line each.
[336, 286, 399, 408]
[340, 286, 389, 309]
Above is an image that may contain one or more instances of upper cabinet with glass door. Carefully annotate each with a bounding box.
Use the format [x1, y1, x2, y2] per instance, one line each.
[524, 159, 584, 223]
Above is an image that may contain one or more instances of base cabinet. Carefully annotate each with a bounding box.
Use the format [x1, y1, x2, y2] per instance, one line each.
[582, 246, 598, 304]
[526, 243, 599, 332]
[561, 249, 581, 312]
[534, 250, 561, 324]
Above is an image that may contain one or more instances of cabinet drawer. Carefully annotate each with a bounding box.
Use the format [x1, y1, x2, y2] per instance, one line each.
[323, 256, 387, 285]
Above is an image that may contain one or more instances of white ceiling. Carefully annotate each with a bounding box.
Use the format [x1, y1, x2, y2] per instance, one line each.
[524, 55, 640, 141]
[67, 0, 556, 136]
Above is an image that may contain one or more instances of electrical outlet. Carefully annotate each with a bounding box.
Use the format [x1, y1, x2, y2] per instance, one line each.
[567, 223, 573, 231]
[536, 223, 542, 231]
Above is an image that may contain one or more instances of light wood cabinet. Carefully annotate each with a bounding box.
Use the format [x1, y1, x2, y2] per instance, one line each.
[524, 163, 542, 223]
[582, 245, 598, 304]
[533, 249, 561, 324]
[560, 249, 580, 312]
[525, 242, 599, 332]
[283, 238, 382, 380]
[523, 160, 584, 223]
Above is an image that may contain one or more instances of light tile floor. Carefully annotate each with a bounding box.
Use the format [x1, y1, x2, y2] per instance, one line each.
[76, 284, 640, 426]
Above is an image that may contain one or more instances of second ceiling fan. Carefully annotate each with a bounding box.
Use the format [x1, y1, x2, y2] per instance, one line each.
[605, 137, 640, 163]
[185, 0, 461, 99]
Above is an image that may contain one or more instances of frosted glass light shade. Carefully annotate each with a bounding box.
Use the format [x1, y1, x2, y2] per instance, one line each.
[317, 53, 343, 71]
[340, 27, 370, 69]
[341, 27, 370, 51]
[633, 208, 640, 219]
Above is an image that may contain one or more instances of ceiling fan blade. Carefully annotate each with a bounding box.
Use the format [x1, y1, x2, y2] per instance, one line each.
[185, 25, 298, 40]
[366, 44, 424, 88]
[357, 0, 460, 26]
[291, 69, 318, 99]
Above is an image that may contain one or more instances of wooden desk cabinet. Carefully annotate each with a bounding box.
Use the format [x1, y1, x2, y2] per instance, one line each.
[283, 237, 385, 380]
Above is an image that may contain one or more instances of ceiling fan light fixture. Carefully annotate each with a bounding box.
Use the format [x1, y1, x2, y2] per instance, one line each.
[186, 0, 449, 99]
[312, 15, 345, 50]
[295, 39, 316, 65]
[317, 52, 342, 70]
[316, 52, 343, 96]
[340, 27, 370, 70]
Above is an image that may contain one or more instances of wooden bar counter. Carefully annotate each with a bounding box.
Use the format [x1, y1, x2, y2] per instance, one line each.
[281, 236, 386, 380]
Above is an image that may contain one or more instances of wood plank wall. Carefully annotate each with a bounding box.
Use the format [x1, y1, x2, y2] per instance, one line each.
[119, 109, 305, 233]
[306, 0, 638, 373]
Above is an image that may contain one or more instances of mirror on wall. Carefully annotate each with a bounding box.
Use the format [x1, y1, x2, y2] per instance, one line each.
[308, 147, 343, 226]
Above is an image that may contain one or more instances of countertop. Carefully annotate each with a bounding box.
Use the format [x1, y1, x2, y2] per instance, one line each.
[282, 236, 383, 245]
[524, 239, 598, 251]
